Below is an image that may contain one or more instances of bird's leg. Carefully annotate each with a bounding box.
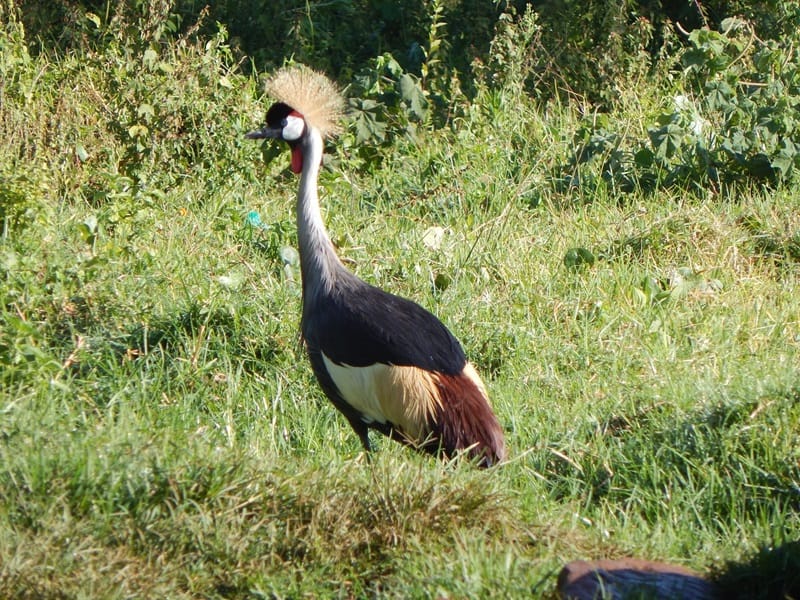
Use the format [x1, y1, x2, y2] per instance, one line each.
[358, 429, 372, 453]
[357, 428, 374, 465]
[344, 415, 372, 453]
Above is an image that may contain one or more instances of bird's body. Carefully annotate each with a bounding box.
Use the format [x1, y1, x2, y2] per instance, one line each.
[248, 68, 505, 466]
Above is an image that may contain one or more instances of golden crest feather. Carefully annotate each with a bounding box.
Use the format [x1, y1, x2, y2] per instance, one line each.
[266, 67, 345, 138]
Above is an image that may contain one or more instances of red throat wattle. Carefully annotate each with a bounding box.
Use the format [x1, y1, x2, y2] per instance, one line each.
[290, 146, 303, 174]
[289, 109, 304, 174]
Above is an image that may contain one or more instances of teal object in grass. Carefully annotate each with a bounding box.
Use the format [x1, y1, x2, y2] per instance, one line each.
[246, 210, 263, 228]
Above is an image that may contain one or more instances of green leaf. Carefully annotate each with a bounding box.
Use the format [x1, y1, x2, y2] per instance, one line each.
[128, 124, 149, 139]
[720, 17, 746, 34]
[77, 214, 98, 245]
[681, 48, 708, 71]
[433, 272, 451, 292]
[75, 144, 89, 162]
[563, 247, 596, 269]
[771, 139, 797, 178]
[649, 123, 686, 160]
[137, 103, 155, 121]
[640, 276, 670, 304]
[721, 129, 751, 162]
[398, 74, 427, 121]
[705, 80, 734, 111]
[634, 147, 655, 169]
[380, 54, 404, 79]
[143, 48, 158, 68]
[351, 99, 387, 144]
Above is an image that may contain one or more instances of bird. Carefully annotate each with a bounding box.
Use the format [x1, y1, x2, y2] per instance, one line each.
[246, 66, 505, 467]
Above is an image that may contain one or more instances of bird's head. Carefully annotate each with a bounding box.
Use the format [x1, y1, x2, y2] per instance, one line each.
[246, 102, 307, 173]
[246, 67, 344, 174]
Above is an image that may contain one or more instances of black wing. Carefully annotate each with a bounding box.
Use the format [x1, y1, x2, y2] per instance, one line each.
[303, 278, 467, 375]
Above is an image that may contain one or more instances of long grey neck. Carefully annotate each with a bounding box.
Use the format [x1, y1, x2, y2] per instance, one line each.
[296, 126, 345, 306]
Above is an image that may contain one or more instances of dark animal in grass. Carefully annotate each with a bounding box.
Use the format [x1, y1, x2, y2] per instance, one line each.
[247, 67, 505, 467]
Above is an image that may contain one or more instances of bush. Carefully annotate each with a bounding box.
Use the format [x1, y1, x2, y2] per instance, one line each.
[566, 16, 800, 194]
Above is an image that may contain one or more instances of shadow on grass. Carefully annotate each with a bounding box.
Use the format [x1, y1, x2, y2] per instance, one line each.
[712, 541, 800, 600]
[739, 214, 800, 274]
[123, 300, 291, 373]
[535, 385, 800, 516]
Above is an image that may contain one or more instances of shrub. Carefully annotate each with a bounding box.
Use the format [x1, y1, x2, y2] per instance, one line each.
[567, 16, 800, 194]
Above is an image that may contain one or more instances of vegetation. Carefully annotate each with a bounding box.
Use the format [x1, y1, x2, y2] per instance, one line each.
[2, 0, 799, 597]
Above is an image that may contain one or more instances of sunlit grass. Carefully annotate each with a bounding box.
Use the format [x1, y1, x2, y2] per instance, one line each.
[1, 12, 799, 598]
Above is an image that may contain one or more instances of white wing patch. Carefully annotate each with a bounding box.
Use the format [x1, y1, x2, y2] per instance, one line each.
[322, 355, 388, 424]
[321, 353, 442, 440]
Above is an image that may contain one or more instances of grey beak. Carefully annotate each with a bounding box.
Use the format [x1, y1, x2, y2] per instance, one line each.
[245, 126, 282, 140]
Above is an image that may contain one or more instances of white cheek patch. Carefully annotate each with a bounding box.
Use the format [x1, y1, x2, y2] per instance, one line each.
[282, 115, 305, 141]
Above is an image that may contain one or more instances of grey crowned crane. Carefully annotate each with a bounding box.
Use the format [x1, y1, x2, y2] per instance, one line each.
[247, 67, 505, 467]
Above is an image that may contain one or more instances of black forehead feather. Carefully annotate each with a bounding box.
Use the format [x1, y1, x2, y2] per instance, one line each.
[266, 102, 295, 127]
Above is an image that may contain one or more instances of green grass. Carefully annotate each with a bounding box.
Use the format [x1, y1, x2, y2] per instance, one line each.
[2, 10, 800, 599]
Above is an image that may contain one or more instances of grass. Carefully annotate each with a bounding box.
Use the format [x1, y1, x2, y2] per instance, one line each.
[2, 9, 800, 599]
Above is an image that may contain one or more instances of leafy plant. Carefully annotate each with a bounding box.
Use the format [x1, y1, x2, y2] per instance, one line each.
[341, 53, 430, 170]
[566, 16, 800, 195]
[474, 4, 542, 97]
[0, 165, 51, 238]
